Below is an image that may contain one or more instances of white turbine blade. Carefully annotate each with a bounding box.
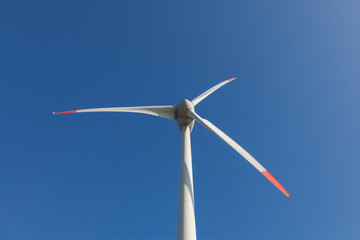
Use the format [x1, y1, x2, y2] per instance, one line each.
[53, 105, 176, 120]
[191, 77, 236, 106]
[187, 110, 290, 197]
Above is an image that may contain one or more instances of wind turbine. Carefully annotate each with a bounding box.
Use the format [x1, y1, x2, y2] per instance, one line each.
[53, 78, 290, 240]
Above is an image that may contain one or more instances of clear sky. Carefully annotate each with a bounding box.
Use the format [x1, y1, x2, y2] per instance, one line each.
[1, 1, 360, 239]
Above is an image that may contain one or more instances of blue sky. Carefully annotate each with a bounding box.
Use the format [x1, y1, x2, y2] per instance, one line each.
[1, 0, 360, 239]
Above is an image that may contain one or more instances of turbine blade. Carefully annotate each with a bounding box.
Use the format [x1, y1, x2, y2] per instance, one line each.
[187, 110, 290, 197]
[191, 77, 236, 106]
[53, 105, 177, 120]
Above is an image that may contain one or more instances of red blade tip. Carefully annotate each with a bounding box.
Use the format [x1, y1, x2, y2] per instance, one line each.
[262, 171, 291, 197]
[227, 77, 236, 82]
[53, 110, 77, 115]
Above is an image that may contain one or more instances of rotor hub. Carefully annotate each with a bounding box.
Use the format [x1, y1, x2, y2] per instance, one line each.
[176, 99, 195, 132]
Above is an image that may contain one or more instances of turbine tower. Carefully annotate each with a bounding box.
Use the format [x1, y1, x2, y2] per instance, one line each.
[53, 78, 290, 240]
